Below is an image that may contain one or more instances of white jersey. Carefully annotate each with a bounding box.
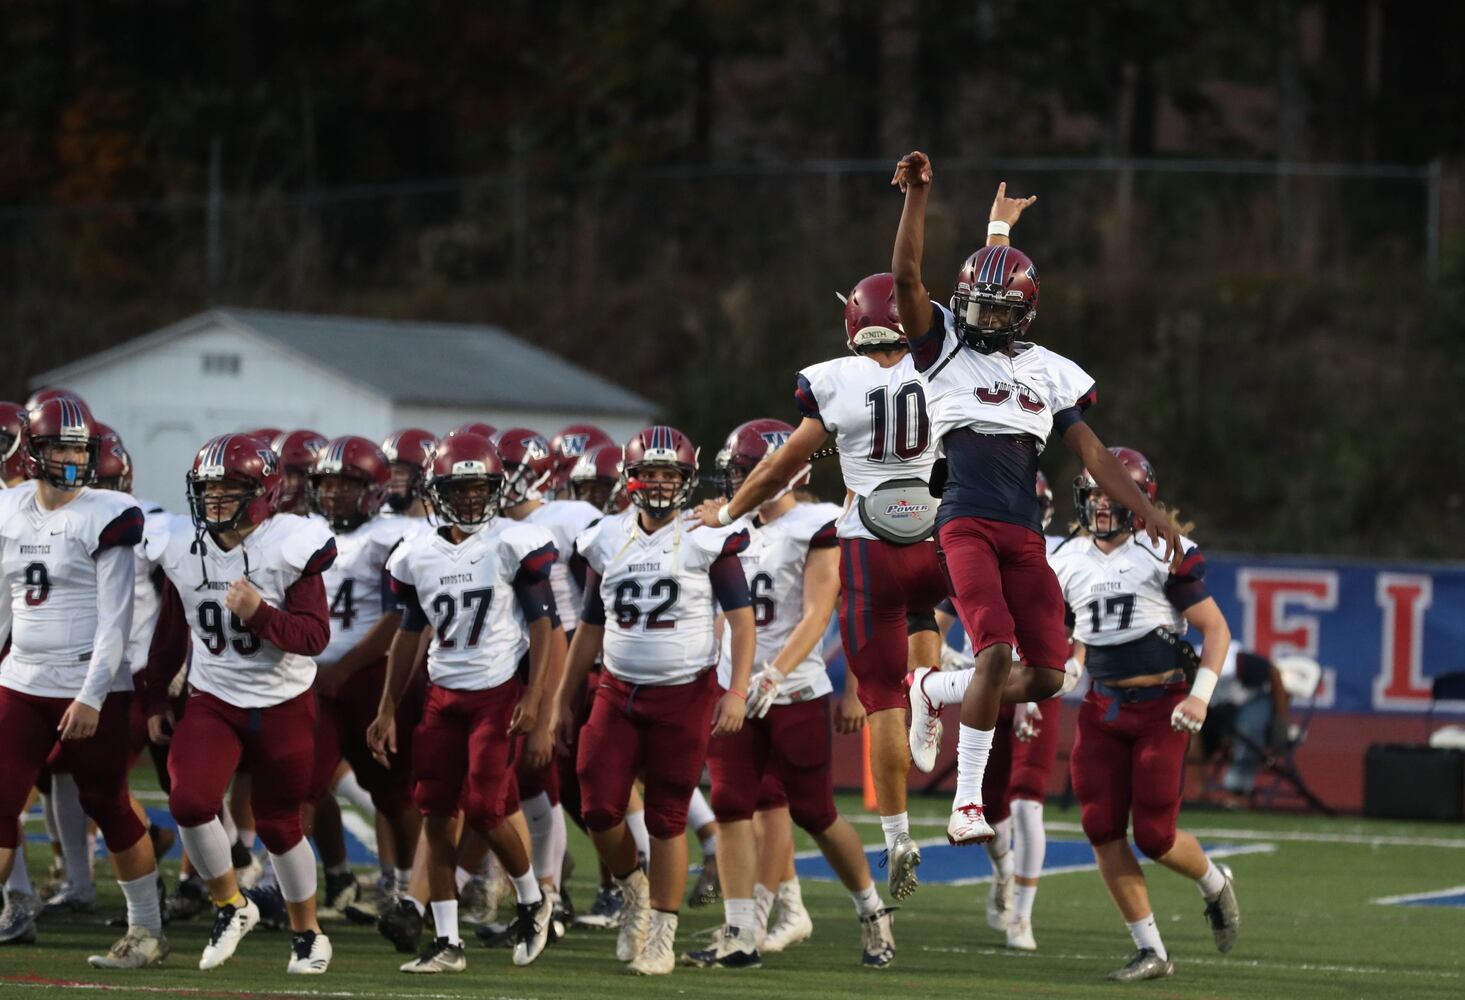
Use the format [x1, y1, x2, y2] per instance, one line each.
[796, 354, 938, 540]
[919, 304, 1095, 453]
[387, 519, 557, 691]
[1048, 532, 1200, 648]
[126, 499, 171, 676]
[523, 500, 600, 633]
[576, 510, 748, 685]
[718, 502, 840, 704]
[150, 512, 336, 707]
[319, 516, 412, 664]
[0, 482, 141, 707]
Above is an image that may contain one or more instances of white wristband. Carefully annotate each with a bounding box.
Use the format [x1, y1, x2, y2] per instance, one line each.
[717, 503, 733, 527]
[987, 220, 1011, 237]
[1189, 668, 1218, 706]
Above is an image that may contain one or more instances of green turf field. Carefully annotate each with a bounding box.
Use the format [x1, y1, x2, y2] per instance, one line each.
[3, 786, 1462, 1000]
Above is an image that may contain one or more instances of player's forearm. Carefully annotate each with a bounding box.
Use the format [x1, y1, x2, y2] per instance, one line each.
[771, 605, 831, 675]
[1195, 616, 1231, 677]
[334, 612, 401, 675]
[248, 574, 331, 655]
[558, 623, 603, 707]
[726, 608, 756, 695]
[1070, 424, 1159, 523]
[378, 629, 421, 714]
[893, 186, 933, 331]
[523, 617, 554, 702]
[729, 450, 805, 520]
[80, 545, 136, 710]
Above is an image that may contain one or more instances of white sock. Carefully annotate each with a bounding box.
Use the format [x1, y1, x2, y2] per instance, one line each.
[431, 899, 460, 945]
[326, 860, 350, 876]
[1011, 798, 1046, 880]
[985, 816, 1013, 872]
[177, 820, 234, 882]
[925, 667, 974, 707]
[1013, 882, 1037, 921]
[237, 827, 257, 852]
[851, 882, 882, 918]
[334, 770, 375, 815]
[625, 810, 650, 860]
[522, 793, 559, 890]
[753, 884, 774, 929]
[701, 833, 717, 857]
[269, 840, 319, 904]
[395, 867, 413, 892]
[724, 897, 756, 932]
[511, 868, 543, 906]
[548, 806, 568, 890]
[218, 806, 238, 843]
[5, 836, 33, 896]
[41, 794, 60, 847]
[404, 894, 426, 916]
[51, 773, 95, 891]
[777, 878, 803, 909]
[454, 866, 473, 892]
[1197, 859, 1227, 900]
[988, 843, 1014, 880]
[686, 787, 716, 835]
[879, 812, 908, 852]
[1126, 914, 1167, 960]
[953, 725, 993, 807]
[118, 871, 162, 933]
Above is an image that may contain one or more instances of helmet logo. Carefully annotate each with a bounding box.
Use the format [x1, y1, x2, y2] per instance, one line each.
[257, 447, 278, 473]
[560, 433, 592, 457]
[759, 430, 792, 451]
[450, 459, 488, 475]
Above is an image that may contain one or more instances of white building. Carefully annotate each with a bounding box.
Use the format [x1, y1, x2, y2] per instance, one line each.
[30, 308, 659, 509]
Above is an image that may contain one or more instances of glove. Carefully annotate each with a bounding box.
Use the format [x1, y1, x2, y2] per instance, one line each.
[1014, 702, 1042, 742]
[745, 664, 783, 719]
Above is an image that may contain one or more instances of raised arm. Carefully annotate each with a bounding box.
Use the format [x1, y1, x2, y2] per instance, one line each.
[694, 417, 826, 527]
[891, 151, 934, 343]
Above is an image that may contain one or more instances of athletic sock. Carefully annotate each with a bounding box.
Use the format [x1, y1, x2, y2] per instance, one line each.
[119, 871, 163, 934]
[1126, 913, 1167, 960]
[953, 725, 994, 807]
[1197, 859, 1227, 900]
[454, 866, 473, 892]
[777, 878, 803, 910]
[177, 819, 234, 882]
[700, 833, 717, 857]
[395, 867, 413, 893]
[879, 812, 909, 852]
[511, 869, 543, 906]
[851, 882, 882, 918]
[1011, 798, 1046, 880]
[522, 792, 559, 890]
[753, 884, 774, 930]
[925, 667, 974, 707]
[1013, 882, 1037, 921]
[430, 899, 460, 945]
[625, 810, 650, 860]
[5, 840, 33, 896]
[334, 770, 375, 815]
[326, 860, 351, 876]
[686, 787, 716, 835]
[548, 806, 568, 890]
[51, 774, 95, 892]
[724, 897, 756, 934]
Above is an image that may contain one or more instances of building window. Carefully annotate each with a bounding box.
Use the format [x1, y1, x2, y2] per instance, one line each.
[201, 353, 241, 375]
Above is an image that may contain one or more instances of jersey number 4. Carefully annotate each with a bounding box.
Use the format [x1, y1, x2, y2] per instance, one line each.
[1086, 594, 1135, 633]
[865, 382, 930, 462]
[613, 579, 679, 630]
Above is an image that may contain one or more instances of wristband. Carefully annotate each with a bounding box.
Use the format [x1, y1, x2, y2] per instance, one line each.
[1189, 668, 1218, 706]
[717, 503, 733, 526]
[987, 220, 1011, 237]
[727, 688, 747, 701]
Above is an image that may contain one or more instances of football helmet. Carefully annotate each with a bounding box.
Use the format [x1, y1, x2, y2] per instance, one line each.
[24, 386, 88, 412]
[94, 424, 134, 493]
[713, 418, 805, 498]
[23, 396, 99, 490]
[270, 429, 327, 514]
[622, 426, 698, 516]
[844, 273, 906, 353]
[548, 424, 614, 497]
[187, 433, 284, 533]
[492, 427, 554, 506]
[309, 436, 391, 533]
[1035, 470, 1054, 530]
[0, 401, 24, 465]
[569, 443, 626, 513]
[445, 421, 499, 442]
[248, 426, 285, 446]
[380, 428, 439, 512]
[424, 433, 505, 534]
[1073, 447, 1156, 540]
[950, 245, 1039, 354]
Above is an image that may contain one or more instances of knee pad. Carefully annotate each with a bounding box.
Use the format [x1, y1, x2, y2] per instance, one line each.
[1079, 800, 1124, 848]
[1132, 818, 1176, 861]
[168, 787, 219, 831]
[789, 799, 837, 837]
[710, 784, 754, 825]
[254, 807, 305, 857]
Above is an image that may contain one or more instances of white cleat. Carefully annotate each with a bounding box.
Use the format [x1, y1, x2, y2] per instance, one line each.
[615, 869, 651, 963]
[947, 803, 994, 846]
[884, 833, 922, 901]
[763, 900, 813, 953]
[859, 907, 897, 968]
[512, 896, 553, 966]
[286, 930, 332, 974]
[630, 910, 677, 975]
[1006, 915, 1037, 951]
[88, 926, 171, 969]
[399, 937, 466, 973]
[986, 871, 1013, 932]
[198, 898, 260, 971]
[907, 667, 943, 773]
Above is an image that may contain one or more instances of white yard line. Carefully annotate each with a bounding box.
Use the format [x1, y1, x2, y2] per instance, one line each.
[916, 945, 1464, 981]
[1372, 883, 1465, 906]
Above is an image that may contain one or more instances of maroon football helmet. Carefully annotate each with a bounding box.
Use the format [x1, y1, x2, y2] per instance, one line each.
[548, 424, 615, 498]
[24, 387, 88, 412]
[622, 426, 698, 516]
[1074, 446, 1157, 539]
[270, 429, 327, 514]
[951, 245, 1039, 353]
[1035, 470, 1054, 530]
[94, 424, 134, 493]
[0, 401, 24, 464]
[425, 433, 505, 533]
[23, 396, 99, 490]
[446, 421, 499, 442]
[569, 443, 626, 513]
[492, 427, 554, 506]
[188, 433, 284, 532]
[380, 427, 439, 512]
[714, 418, 805, 498]
[310, 436, 391, 533]
[248, 426, 285, 446]
[844, 272, 906, 354]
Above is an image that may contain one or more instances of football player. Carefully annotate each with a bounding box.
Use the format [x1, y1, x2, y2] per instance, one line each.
[144, 433, 337, 973]
[546, 424, 614, 499]
[684, 420, 896, 970]
[0, 397, 167, 967]
[0, 402, 25, 486]
[560, 426, 754, 975]
[380, 428, 439, 522]
[368, 431, 558, 973]
[889, 153, 1181, 847]
[1050, 448, 1239, 981]
[568, 443, 627, 514]
[270, 430, 328, 517]
[694, 273, 945, 901]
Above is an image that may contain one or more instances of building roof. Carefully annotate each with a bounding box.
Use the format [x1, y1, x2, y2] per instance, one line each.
[31, 307, 657, 416]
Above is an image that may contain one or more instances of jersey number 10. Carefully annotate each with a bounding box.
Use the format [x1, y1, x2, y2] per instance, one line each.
[865, 382, 930, 462]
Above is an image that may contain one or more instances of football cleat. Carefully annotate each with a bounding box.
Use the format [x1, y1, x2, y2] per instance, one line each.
[458, 876, 492, 925]
[243, 883, 288, 931]
[616, 870, 651, 963]
[1203, 863, 1241, 953]
[575, 883, 624, 929]
[321, 870, 359, 918]
[882, 833, 922, 900]
[630, 909, 678, 975]
[947, 803, 994, 846]
[286, 930, 332, 975]
[907, 667, 944, 773]
[198, 898, 260, 970]
[0, 890, 40, 944]
[687, 854, 720, 908]
[234, 853, 264, 891]
[512, 896, 553, 966]
[378, 898, 425, 954]
[680, 923, 762, 969]
[1006, 915, 1037, 951]
[40, 881, 97, 918]
[986, 869, 1013, 931]
[87, 925, 170, 969]
[551, 887, 573, 939]
[399, 936, 466, 974]
[343, 877, 393, 926]
[1108, 948, 1174, 982]
[164, 876, 208, 923]
[859, 906, 897, 968]
[763, 897, 812, 953]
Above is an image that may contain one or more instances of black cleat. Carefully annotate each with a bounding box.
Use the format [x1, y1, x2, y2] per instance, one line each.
[378, 898, 425, 954]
